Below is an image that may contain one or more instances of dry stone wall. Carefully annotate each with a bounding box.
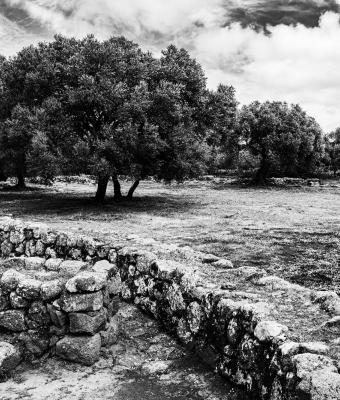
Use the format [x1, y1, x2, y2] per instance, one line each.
[0, 256, 120, 367]
[0, 217, 339, 400]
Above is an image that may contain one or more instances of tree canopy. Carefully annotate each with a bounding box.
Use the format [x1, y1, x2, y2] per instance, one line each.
[236, 101, 324, 183]
[0, 34, 334, 197]
[0, 35, 223, 199]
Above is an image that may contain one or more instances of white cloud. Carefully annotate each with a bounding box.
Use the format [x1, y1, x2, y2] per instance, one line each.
[1, 1, 340, 131]
[0, 13, 41, 55]
[193, 12, 340, 132]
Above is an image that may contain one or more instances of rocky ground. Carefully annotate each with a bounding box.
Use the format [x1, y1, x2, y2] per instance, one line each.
[0, 303, 249, 400]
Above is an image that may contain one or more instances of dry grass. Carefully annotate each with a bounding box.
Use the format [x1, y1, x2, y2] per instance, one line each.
[0, 178, 339, 292]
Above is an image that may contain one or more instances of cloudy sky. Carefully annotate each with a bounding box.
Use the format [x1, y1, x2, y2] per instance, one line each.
[0, 0, 339, 131]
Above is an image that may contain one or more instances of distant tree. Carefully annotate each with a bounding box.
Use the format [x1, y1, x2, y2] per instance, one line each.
[237, 101, 323, 183]
[203, 84, 238, 171]
[0, 36, 81, 185]
[323, 128, 340, 176]
[146, 46, 211, 183]
[0, 55, 8, 181]
[0, 105, 39, 187]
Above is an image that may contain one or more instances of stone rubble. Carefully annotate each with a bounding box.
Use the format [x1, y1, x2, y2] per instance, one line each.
[0, 217, 339, 400]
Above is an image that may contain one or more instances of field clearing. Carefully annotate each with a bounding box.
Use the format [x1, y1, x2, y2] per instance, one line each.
[0, 179, 339, 293]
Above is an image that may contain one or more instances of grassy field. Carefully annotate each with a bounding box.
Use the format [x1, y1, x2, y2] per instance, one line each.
[0, 178, 339, 293]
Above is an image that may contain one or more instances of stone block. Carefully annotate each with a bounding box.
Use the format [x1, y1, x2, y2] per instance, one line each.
[69, 308, 107, 335]
[254, 321, 288, 343]
[26, 301, 51, 329]
[1, 269, 25, 292]
[187, 301, 204, 334]
[92, 260, 117, 278]
[19, 330, 50, 356]
[47, 304, 67, 328]
[108, 249, 117, 263]
[59, 260, 87, 277]
[293, 353, 337, 380]
[212, 259, 234, 269]
[201, 253, 220, 264]
[65, 272, 106, 293]
[166, 283, 186, 312]
[41, 279, 64, 301]
[136, 251, 157, 273]
[100, 316, 119, 347]
[9, 230, 24, 245]
[56, 334, 101, 365]
[0, 294, 9, 311]
[106, 275, 122, 296]
[24, 240, 36, 257]
[16, 278, 41, 300]
[45, 258, 63, 271]
[41, 231, 57, 246]
[1, 240, 13, 257]
[0, 310, 26, 331]
[0, 342, 21, 376]
[0, 257, 25, 269]
[60, 291, 103, 312]
[9, 292, 28, 309]
[24, 257, 45, 270]
[297, 369, 340, 400]
[35, 240, 45, 256]
[300, 342, 329, 355]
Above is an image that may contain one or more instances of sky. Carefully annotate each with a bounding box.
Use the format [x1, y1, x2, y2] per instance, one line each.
[0, 0, 339, 132]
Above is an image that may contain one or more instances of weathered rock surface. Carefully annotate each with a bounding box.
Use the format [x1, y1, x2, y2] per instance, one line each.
[58, 260, 87, 277]
[293, 353, 337, 380]
[0, 310, 26, 331]
[9, 292, 28, 308]
[60, 291, 103, 312]
[44, 258, 63, 271]
[0, 342, 21, 376]
[254, 320, 288, 342]
[40, 279, 64, 301]
[100, 316, 119, 347]
[297, 369, 340, 400]
[1, 218, 340, 400]
[56, 334, 101, 365]
[69, 308, 107, 335]
[19, 330, 50, 356]
[16, 278, 41, 300]
[0, 269, 25, 292]
[212, 259, 234, 269]
[24, 257, 45, 270]
[65, 271, 106, 293]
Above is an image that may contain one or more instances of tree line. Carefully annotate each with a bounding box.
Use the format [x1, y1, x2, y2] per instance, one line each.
[0, 35, 339, 200]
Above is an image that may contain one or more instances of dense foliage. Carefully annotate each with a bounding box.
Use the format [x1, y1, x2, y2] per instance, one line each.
[0, 35, 337, 199]
[236, 101, 324, 183]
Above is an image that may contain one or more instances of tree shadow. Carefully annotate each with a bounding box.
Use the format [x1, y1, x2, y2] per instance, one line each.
[0, 187, 197, 219]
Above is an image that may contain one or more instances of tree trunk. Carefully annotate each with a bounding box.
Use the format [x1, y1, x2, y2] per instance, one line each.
[16, 153, 26, 188]
[16, 173, 25, 188]
[127, 180, 140, 199]
[254, 148, 269, 185]
[112, 175, 122, 200]
[95, 176, 109, 202]
[0, 169, 7, 182]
